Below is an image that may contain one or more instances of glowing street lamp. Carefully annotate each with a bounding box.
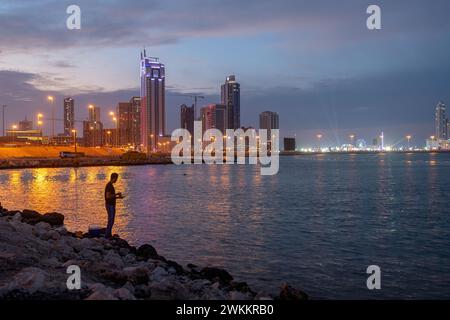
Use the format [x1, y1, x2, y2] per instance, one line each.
[406, 135, 412, 149]
[47, 96, 55, 139]
[350, 134, 355, 145]
[316, 134, 323, 151]
[71, 129, 77, 153]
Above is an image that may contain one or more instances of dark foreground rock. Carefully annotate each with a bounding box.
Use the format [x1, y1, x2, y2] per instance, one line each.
[0, 207, 308, 300]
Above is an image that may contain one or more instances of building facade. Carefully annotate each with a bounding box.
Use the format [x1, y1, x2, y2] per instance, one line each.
[259, 111, 279, 138]
[201, 104, 228, 134]
[180, 104, 195, 136]
[435, 101, 447, 140]
[83, 120, 104, 147]
[140, 51, 165, 153]
[63, 97, 75, 136]
[221, 75, 240, 130]
[18, 117, 33, 131]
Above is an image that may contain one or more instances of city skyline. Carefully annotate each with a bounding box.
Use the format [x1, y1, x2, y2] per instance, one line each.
[1, 0, 450, 147]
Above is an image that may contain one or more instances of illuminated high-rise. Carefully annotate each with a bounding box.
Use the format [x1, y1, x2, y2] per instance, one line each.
[435, 101, 447, 140]
[221, 75, 240, 130]
[140, 50, 165, 152]
[63, 97, 75, 136]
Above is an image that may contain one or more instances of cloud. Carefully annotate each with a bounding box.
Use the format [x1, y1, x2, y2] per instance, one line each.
[1, 0, 449, 54]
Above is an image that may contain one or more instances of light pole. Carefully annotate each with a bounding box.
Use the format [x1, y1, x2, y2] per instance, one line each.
[72, 129, 77, 153]
[406, 135, 412, 150]
[47, 96, 55, 142]
[316, 134, 323, 152]
[107, 130, 111, 147]
[12, 124, 17, 143]
[37, 113, 43, 144]
[350, 135, 355, 146]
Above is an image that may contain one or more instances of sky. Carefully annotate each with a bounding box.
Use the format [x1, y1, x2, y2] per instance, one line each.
[0, 0, 450, 147]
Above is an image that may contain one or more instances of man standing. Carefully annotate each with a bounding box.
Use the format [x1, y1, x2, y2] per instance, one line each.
[104, 173, 124, 238]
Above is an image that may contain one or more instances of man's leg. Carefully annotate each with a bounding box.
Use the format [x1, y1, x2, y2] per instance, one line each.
[106, 205, 116, 238]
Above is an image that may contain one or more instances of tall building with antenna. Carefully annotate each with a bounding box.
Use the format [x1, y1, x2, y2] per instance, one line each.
[221, 75, 240, 130]
[435, 101, 447, 141]
[140, 49, 165, 152]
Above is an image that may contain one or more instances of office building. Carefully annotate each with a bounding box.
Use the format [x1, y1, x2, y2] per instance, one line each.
[83, 120, 104, 147]
[259, 111, 279, 139]
[435, 101, 447, 140]
[63, 97, 75, 136]
[201, 104, 228, 134]
[140, 50, 165, 152]
[180, 104, 195, 136]
[18, 117, 33, 131]
[221, 75, 240, 130]
[284, 137, 296, 151]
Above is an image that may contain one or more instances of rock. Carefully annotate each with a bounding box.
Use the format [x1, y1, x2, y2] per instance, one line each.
[35, 222, 51, 231]
[123, 267, 149, 285]
[136, 244, 158, 259]
[200, 267, 233, 283]
[4, 267, 47, 295]
[278, 284, 309, 300]
[42, 230, 61, 241]
[80, 248, 102, 261]
[21, 210, 42, 224]
[86, 290, 118, 300]
[167, 260, 184, 275]
[114, 287, 136, 300]
[190, 279, 211, 292]
[229, 291, 252, 300]
[103, 251, 124, 269]
[41, 212, 64, 226]
[150, 266, 169, 281]
[149, 278, 190, 300]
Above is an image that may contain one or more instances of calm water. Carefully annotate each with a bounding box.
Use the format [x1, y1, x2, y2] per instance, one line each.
[0, 153, 449, 299]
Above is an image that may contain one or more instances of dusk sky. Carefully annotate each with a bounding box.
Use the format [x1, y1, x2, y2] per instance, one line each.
[1, 0, 450, 147]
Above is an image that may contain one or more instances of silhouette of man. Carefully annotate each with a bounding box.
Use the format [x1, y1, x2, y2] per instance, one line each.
[104, 173, 124, 238]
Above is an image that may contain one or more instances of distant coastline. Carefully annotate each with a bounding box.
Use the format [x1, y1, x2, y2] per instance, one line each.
[280, 150, 450, 156]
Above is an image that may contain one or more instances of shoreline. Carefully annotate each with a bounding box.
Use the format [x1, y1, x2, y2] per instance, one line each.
[0, 207, 308, 300]
[0, 157, 172, 170]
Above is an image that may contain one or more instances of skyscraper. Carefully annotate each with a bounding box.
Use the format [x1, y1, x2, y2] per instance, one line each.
[259, 111, 279, 139]
[436, 101, 447, 140]
[201, 104, 228, 134]
[130, 96, 141, 147]
[140, 50, 165, 152]
[63, 97, 75, 136]
[180, 104, 195, 136]
[221, 75, 240, 130]
[116, 98, 141, 148]
[88, 104, 101, 123]
[18, 117, 33, 131]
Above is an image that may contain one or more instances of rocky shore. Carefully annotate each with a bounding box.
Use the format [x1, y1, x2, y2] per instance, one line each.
[0, 207, 308, 300]
[0, 157, 172, 170]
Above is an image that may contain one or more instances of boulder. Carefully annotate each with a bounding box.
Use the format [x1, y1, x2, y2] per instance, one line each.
[200, 267, 233, 283]
[41, 212, 64, 226]
[136, 244, 158, 259]
[4, 267, 47, 295]
[21, 210, 42, 224]
[114, 287, 136, 300]
[278, 284, 309, 300]
[123, 267, 149, 285]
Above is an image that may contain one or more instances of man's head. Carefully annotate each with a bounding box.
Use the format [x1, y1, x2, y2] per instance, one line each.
[110, 173, 119, 183]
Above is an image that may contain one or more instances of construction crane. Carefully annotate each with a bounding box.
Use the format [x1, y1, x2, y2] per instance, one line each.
[169, 93, 205, 119]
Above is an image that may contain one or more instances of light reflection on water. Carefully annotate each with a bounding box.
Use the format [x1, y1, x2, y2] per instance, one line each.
[0, 153, 450, 299]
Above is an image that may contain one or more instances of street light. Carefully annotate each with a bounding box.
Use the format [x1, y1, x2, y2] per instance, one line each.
[350, 135, 355, 145]
[47, 96, 55, 140]
[316, 134, 323, 151]
[71, 129, 77, 153]
[406, 135, 412, 149]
